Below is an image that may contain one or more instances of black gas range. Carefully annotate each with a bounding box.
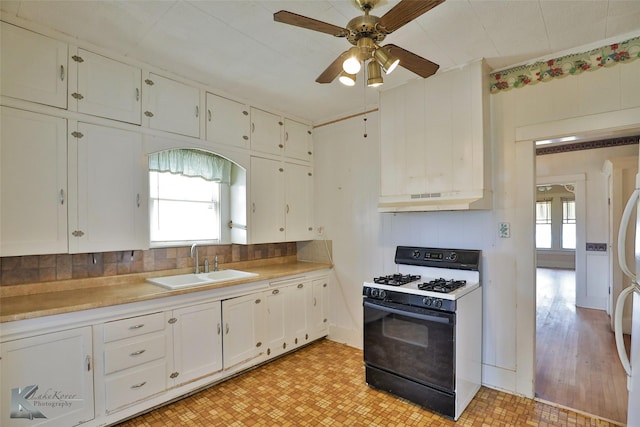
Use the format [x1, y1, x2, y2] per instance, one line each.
[363, 246, 483, 420]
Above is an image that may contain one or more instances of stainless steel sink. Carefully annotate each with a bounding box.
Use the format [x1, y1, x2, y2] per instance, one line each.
[147, 269, 259, 289]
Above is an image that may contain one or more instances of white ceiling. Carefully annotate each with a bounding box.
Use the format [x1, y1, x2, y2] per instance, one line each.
[2, 0, 640, 124]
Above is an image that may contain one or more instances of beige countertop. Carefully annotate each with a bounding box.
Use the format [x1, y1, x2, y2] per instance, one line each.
[0, 260, 332, 323]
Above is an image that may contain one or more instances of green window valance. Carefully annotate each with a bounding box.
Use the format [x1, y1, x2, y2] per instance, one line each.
[149, 149, 232, 183]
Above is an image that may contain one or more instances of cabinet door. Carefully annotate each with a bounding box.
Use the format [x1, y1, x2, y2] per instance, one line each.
[206, 93, 249, 148]
[0, 107, 68, 256]
[74, 49, 141, 124]
[265, 288, 287, 358]
[144, 73, 200, 138]
[285, 162, 313, 242]
[283, 118, 312, 161]
[308, 278, 329, 341]
[250, 107, 282, 155]
[0, 327, 94, 427]
[250, 156, 285, 244]
[68, 122, 148, 253]
[287, 281, 309, 348]
[171, 301, 223, 385]
[0, 23, 67, 108]
[222, 293, 266, 370]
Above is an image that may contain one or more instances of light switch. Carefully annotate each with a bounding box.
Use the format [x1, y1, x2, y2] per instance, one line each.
[499, 222, 510, 238]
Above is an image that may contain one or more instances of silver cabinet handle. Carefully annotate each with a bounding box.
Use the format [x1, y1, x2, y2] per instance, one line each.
[217, 323, 221, 335]
[136, 193, 140, 208]
[297, 283, 304, 289]
[314, 297, 317, 307]
[129, 324, 145, 330]
[251, 123, 255, 133]
[86, 355, 91, 371]
[225, 323, 229, 335]
[286, 204, 290, 214]
[59, 189, 65, 205]
[195, 106, 199, 118]
[272, 289, 279, 295]
[131, 381, 147, 389]
[60, 65, 65, 81]
[208, 109, 212, 122]
[130, 349, 146, 356]
[285, 131, 289, 141]
[252, 202, 256, 213]
[136, 88, 140, 101]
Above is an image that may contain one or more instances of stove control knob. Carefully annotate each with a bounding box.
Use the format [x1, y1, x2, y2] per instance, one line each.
[434, 299, 443, 308]
[448, 252, 458, 262]
[412, 250, 421, 259]
[371, 289, 379, 298]
[423, 297, 432, 306]
[379, 290, 387, 299]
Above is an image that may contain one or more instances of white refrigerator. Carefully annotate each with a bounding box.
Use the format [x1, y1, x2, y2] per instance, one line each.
[616, 173, 640, 426]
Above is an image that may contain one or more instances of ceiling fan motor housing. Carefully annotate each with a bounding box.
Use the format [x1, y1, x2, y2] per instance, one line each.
[346, 15, 386, 45]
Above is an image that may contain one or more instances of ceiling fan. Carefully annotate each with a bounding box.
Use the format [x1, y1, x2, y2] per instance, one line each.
[274, 0, 444, 87]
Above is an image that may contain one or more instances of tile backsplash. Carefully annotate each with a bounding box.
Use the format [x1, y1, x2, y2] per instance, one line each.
[0, 243, 297, 286]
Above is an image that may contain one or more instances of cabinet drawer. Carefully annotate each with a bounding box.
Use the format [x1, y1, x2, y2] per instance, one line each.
[104, 333, 166, 374]
[103, 312, 165, 343]
[105, 360, 167, 412]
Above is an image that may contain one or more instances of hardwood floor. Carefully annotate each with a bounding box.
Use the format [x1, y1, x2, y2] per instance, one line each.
[117, 339, 618, 427]
[536, 267, 630, 424]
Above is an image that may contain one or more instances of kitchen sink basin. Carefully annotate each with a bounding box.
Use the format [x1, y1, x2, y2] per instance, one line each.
[147, 269, 259, 289]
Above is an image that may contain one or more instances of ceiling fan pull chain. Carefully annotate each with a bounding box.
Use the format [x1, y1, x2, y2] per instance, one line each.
[362, 74, 368, 138]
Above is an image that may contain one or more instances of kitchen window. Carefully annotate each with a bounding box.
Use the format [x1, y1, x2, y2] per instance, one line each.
[149, 149, 232, 246]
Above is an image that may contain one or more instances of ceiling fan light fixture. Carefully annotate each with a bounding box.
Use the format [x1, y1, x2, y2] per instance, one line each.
[374, 47, 400, 74]
[338, 71, 357, 86]
[342, 47, 362, 74]
[367, 61, 383, 87]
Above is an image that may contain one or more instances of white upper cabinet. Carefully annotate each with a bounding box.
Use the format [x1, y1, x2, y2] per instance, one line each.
[143, 73, 200, 138]
[70, 48, 142, 125]
[68, 122, 148, 253]
[249, 157, 313, 244]
[250, 107, 283, 156]
[250, 156, 286, 244]
[1, 22, 68, 108]
[378, 59, 491, 212]
[284, 162, 314, 242]
[206, 93, 250, 149]
[283, 118, 313, 162]
[0, 107, 68, 256]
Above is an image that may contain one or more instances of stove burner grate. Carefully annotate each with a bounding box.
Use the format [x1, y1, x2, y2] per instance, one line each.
[417, 278, 467, 293]
[373, 274, 421, 286]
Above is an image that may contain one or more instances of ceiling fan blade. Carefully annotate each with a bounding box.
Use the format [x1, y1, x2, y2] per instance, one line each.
[385, 44, 439, 78]
[316, 52, 350, 84]
[378, 0, 445, 34]
[274, 11, 348, 37]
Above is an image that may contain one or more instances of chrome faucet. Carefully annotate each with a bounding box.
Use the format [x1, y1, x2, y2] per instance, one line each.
[190, 243, 200, 274]
[214, 255, 219, 272]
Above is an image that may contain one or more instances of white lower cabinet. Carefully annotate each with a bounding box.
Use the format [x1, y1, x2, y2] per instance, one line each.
[169, 301, 223, 386]
[2, 271, 329, 427]
[0, 327, 94, 427]
[265, 276, 329, 358]
[96, 312, 169, 414]
[308, 277, 329, 341]
[222, 293, 267, 371]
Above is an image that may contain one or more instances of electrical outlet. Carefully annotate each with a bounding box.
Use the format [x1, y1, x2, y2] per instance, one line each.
[499, 222, 510, 238]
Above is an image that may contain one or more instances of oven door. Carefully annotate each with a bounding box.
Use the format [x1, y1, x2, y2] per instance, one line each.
[364, 298, 455, 392]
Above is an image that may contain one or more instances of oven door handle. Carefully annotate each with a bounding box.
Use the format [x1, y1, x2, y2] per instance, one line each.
[363, 301, 451, 324]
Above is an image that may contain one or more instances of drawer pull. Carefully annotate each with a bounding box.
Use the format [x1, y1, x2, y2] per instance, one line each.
[272, 289, 279, 295]
[297, 283, 304, 289]
[131, 381, 147, 389]
[129, 324, 145, 330]
[130, 349, 146, 356]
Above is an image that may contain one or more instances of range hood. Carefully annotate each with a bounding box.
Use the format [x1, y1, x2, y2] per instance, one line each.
[378, 189, 492, 212]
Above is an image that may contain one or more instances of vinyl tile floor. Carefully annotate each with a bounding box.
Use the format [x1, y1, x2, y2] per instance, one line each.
[117, 339, 618, 427]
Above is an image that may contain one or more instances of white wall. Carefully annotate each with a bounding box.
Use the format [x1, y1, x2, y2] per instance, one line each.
[314, 58, 640, 398]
